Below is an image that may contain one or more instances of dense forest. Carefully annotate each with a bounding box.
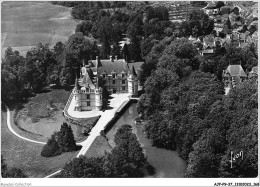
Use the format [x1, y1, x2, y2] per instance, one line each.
[1, 1, 258, 178]
[137, 35, 257, 177]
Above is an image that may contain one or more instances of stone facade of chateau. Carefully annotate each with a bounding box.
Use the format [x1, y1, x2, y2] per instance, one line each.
[72, 55, 143, 111]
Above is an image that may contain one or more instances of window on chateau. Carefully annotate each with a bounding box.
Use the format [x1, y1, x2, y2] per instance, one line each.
[87, 94, 90, 99]
[102, 74, 106, 78]
[113, 80, 116, 84]
[112, 74, 116, 78]
[122, 74, 125, 78]
[122, 86, 125, 91]
[87, 102, 90, 106]
[122, 80, 125, 84]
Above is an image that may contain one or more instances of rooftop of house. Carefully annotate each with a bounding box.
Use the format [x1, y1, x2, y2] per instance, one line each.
[224, 64, 247, 77]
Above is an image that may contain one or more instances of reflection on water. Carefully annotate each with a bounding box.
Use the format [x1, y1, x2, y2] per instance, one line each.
[106, 103, 186, 178]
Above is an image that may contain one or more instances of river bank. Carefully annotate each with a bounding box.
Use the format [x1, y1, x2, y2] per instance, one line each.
[106, 102, 187, 178]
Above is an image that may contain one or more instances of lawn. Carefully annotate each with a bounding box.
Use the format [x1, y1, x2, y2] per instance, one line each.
[15, 89, 92, 143]
[1, 1, 79, 56]
[84, 136, 112, 158]
[1, 110, 79, 178]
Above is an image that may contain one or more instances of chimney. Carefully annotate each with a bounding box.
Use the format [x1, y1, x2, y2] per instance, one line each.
[96, 56, 99, 67]
[83, 58, 85, 67]
[110, 55, 114, 62]
[115, 55, 118, 60]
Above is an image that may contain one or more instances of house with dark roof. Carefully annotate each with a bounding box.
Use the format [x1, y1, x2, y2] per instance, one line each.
[222, 64, 247, 87]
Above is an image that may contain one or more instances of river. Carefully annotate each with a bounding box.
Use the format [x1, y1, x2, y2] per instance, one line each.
[106, 102, 186, 178]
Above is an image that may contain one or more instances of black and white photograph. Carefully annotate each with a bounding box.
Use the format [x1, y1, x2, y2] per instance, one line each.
[1, 0, 258, 186]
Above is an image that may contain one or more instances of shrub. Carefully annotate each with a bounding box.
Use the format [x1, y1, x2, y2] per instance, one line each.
[56, 123, 77, 152]
[41, 133, 61, 157]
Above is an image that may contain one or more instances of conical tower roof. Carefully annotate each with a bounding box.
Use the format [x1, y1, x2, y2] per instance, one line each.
[81, 71, 95, 89]
[74, 76, 80, 90]
[131, 65, 137, 77]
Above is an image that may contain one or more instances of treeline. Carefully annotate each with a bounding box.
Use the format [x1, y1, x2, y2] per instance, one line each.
[1, 44, 62, 104]
[1, 33, 99, 104]
[55, 1, 175, 61]
[51, 1, 128, 9]
[137, 34, 258, 177]
[60, 124, 148, 177]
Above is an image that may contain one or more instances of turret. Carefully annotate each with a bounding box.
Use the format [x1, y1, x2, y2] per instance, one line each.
[95, 77, 102, 111]
[73, 77, 81, 111]
[128, 65, 138, 95]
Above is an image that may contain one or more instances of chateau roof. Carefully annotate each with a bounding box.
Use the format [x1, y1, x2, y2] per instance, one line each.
[225, 65, 247, 77]
[81, 71, 95, 89]
[131, 65, 137, 76]
[91, 59, 143, 76]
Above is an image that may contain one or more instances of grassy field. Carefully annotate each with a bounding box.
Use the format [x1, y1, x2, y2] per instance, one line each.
[1, 1, 79, 56]
[1, 110, 79, 178]
[15, 89, 93, 143]
[84, 136, 112, 158]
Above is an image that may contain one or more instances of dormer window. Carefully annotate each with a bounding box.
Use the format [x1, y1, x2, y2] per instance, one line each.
[102, 74, 106, 78]
[122, 73, 125, 78]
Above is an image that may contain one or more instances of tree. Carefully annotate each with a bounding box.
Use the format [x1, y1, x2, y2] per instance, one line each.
[61, 156, 105, 178]
[5, 167, 27, 178]
[179, 10, 214, 37]
[41, 133, 61, 157]
[1, 155, 8, 177]
[106, 124, 147, 177]
[59, 66, 73, 88]
[146, 6, 169, 21]
[127, 15, 143, 61]
[25, 43, 56, 92]
[140, 35, 158, 58]
[231, 6, 239, 15]
[57, 123, 77, 152]
[60, 124, 147, 178]
[75, 21, 93, 36]
[96, 17, 114, 58]
[215, 1, 225, 11]
[67, 33, 97, 61]
[1, 155, 27, 178]
[41, 123, 77, 157]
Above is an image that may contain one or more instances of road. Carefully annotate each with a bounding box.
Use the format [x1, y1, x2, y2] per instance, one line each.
[75, 93, 131, 156]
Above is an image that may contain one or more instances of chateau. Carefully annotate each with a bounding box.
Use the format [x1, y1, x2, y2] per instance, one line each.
[72, 55, 143, 111]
